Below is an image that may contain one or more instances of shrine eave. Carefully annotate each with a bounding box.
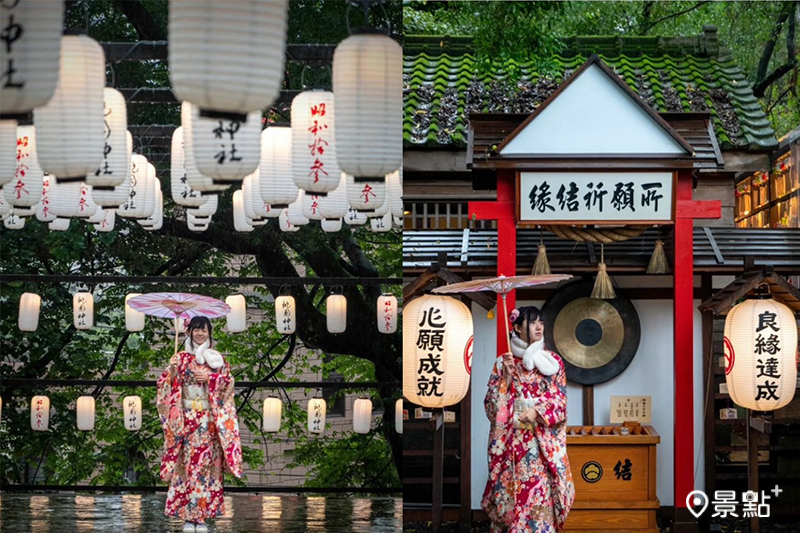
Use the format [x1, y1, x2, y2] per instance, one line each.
[470, 156, 697, 171]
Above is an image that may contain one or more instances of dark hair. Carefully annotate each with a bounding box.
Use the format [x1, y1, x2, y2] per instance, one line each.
[187, 316, 213, 349]
[511, 306, 543, 343]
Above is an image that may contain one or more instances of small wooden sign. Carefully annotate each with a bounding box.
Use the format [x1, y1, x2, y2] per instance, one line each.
[610, 396, 651, 423]
[414, 408, 431, 420]
[443, 411, 456, 423]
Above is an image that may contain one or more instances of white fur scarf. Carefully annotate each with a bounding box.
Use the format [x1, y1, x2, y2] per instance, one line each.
[183, 338, 224, 370]
[508, 334, 560, 376]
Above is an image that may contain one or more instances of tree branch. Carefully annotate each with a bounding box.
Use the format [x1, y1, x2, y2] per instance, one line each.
[639, 1, 710, 35]
[112, 0, 167, 41]
[756, 2, 794, 85]
[754, 61, 798, 97]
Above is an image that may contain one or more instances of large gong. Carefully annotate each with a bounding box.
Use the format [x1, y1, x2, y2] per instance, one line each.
[541, 279, 641, 385]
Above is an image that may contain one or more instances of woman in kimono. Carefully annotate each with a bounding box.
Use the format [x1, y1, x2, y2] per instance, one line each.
[157, 316, 243, 533]
[481, 306, 575, 533]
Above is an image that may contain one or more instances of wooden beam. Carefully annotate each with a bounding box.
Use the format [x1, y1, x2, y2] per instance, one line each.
[698, 270, 765, 314]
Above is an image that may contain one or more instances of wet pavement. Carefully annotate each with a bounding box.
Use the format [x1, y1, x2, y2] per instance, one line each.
[0, 493, 402, 532]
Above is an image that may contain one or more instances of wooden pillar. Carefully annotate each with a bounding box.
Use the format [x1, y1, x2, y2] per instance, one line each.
[432, 409, 444, 533]
[700, 274, 715, 533]
[747, 410, 760, 533]
[460, 384, 472, 533]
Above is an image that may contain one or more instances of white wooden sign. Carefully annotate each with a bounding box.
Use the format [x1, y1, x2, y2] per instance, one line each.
[610, 395, 651, 423]
[518, 172, 673, 224]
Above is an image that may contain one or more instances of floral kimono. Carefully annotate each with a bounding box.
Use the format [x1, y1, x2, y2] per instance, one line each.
[481, 351, 575, 533]
[156, 349, 243, 524]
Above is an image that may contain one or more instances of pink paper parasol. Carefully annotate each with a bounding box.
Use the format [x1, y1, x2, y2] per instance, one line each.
[127, 292, 231, 353]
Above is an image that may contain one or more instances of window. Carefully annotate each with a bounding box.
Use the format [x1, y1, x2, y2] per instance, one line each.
[403, 201, 497, 230]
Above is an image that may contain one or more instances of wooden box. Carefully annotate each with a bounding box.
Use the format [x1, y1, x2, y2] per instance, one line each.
[563, 424, 660, 533]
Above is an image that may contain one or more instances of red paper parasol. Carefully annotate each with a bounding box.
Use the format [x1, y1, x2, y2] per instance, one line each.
[127, 292, 230, 353]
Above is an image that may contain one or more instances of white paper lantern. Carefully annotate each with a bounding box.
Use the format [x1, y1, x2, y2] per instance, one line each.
[19, 292, 40, 331]
[278, 209, 298, 233]
[333, 32, 402, 179]
[403, 294, 474, 408]
[262, 397, 282, 433]
[170, 126, 208, 207]
[86, 88, 128, 188]
[6, 125, 44, 207]
[326, 294, 347, 334]
[35, 175, 56, 222]
[0, 193, 10, 218]
[189, 105, 261, 182]
[33, 35, 105, 180]
[187, 193, 218, 220]
[292, 91, 340, 193]
[347, 173, 385, 211]
[226, 294, 247, 333]
[259, 127, 296, 208]
[48, 217, 70, 231]
[125, 293, 145, 332]
[370, 212, 393, 233]
[187, 212, 210, 232]
[387, 168, 403, 220]
[307, 398, 327, 434]
[93, 209, 115, 232]
[275, 295, 296, 334]
[233, 189, 254, 233]
[31, 395, 50, 431]
[123, 396, 142, 431]
[724, 297, 798, 411]
[87, 206, 106, 224]
[321, 218, 342, 233]
[287, 190, 309, 226]
[117, 154, 150, 218]
[76, 396, 95, 431]
[169, 0, 288, 115]
[50, 181, 98, 219]
[0, 120, 16, 187]
[377, 295, 398, 334]
[302, 193, 324, 221]
[241, 172, 262, 222]
[0, 0, 63, 114]
[73, 292, 94, 330]
[4, 211, 24, 229]
[353, 398, 372, 434]
[142, 165, 158, 219]
[180, 102, 229, 193]
[139, 183, 163, 230]
[318, 172, 348, 219]
[395, 399, 403, 434]
[344, 208, 367, 226]
[249, 166, 277, 218]
[93, 131, 132, 207]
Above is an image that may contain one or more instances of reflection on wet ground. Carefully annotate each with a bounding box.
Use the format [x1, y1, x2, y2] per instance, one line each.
[0, 493, 402, 532]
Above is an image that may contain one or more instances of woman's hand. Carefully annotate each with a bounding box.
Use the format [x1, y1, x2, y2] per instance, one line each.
[194, 368, 210, 384]
[501, 352, 516, 377]
[518, 407, 541, 425]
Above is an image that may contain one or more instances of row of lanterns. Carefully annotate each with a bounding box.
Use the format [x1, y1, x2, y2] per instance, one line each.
[5, 395, 403, 435]
[17, 291, 399, 335]
[2, 0, 401, 233]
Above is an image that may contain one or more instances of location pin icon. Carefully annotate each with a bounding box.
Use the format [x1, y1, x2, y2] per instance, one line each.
[686, 490, 709, 519]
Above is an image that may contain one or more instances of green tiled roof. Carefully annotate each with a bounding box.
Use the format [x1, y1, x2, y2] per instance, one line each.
[403, 33, 778, 152]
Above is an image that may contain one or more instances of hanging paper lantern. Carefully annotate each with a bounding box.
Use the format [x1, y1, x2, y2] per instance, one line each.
[241, 172, 266, 224]
[275, 295, 296, 335]
[170, 126, 207, 207]
[377, 294, 398, 334]
[0, 194, 10, 218]
[19, 292, 41, 331]
[278, 209, 298, 233]
[292, 91, 340, 193]
[189, 104, 261, 182]
[326, 294, 347, 334]
[387, 168, 403, 220]
[321, 218, 342, 233]
[233, 189, 254, 233]
[347, 173, 385, 211]
[403, 294, 474, 408]
[139, 184, 163, 231]
[6, 125, 44, 208]
[169, 0, 288, 115]
[302, 193, 324, 221]
[93, 131, 132, 207]
[117, 155, 151, 218]
[724, 297, 798, 411]
[226, 294, 247, 333]
[395, 399, 403, 434]
[123, 396, 142, 431]
[344, 208, 367, 226]
[86, 88, 128, 188]
[73, 292, 94, 330]
[31, 395, 50, 431]
[180, 102, 229, 193]
[0, 120, 16, 187]
[0, 0, 63, 114]
[33, 35, 105, 181]
[142, 164, 158, 219]
[262, 397, 282, 433]
[318, 172, 348, 219]
[48, 217, 70, 231]
[333, 31, 402, 180]
[50, 181, 98, 219]
[87, 206, 106, 224]
[125, 293, 145, 332]
[76, 396, 95, 431]
[353, 398, 372, 435]
[370, 212, 393, 233]
[307, 398, 326, 434]
[35, 175, 56, 222]
[287, 190, 309, 226]
[259, 127, 296, 208]
[187, 193, 218, 222]
[4, 211, 25, 229]
[187, 212, 210, 232]
[93, 209, 115, 232]
[249, 167, 277, 219]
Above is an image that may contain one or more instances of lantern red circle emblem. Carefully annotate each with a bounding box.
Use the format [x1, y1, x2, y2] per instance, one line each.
[464, 335, 474, 375]
[723, 336, 735, 375]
